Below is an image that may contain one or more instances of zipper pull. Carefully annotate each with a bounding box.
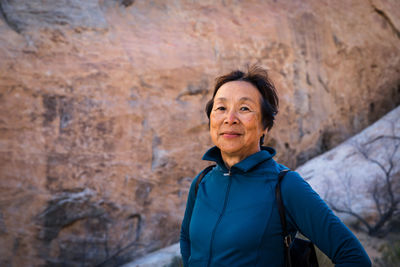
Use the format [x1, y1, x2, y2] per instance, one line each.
[224, 170, 231, 176]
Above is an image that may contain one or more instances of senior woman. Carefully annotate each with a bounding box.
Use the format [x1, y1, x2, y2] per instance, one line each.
[180, 66, 371, 267]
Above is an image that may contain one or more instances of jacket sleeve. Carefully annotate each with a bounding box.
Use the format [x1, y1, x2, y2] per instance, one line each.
[180, 175, 199, 267]
[281, 171, 371, 267]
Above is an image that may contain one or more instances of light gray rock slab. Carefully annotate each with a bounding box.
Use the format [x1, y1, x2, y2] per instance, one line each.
[121, 243, 181, 267]
[297, 106, 400, 224]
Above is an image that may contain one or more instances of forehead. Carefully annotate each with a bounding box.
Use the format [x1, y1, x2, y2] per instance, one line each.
[215, 81, 262, 102]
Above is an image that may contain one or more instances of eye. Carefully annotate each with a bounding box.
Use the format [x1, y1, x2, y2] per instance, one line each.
[214, 106, 226, 111]
[240, 106, 250, 111]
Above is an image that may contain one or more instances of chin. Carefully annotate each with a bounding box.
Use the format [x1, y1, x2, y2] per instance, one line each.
[218, 145, 243, 155]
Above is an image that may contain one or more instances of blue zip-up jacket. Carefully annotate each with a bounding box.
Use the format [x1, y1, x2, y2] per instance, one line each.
[180, 146, 371, 267]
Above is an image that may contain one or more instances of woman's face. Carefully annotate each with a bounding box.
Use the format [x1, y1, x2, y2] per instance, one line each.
[210, 81, 265, 159]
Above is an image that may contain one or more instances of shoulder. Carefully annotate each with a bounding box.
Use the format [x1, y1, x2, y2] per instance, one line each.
[190, 165, 216, 191]
[280, 170, 307, 186]
[278, 170, 330, 221]
[279, 170, 319, 200]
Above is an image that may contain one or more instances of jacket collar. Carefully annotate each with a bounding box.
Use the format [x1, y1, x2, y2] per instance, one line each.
[202, 146, 276, 172]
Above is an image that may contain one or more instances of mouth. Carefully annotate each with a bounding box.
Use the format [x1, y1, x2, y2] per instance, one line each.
[221, 131, 242, 138]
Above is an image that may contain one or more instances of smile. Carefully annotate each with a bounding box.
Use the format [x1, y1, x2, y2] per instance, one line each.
[221, 132, 242, 138]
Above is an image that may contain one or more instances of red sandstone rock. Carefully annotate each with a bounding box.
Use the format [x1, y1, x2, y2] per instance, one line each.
[0, 0, 399, 265]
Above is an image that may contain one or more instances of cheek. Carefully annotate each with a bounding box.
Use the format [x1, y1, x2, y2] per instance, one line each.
[244, 115, 260, 128]
[244, 115, 264, 135]
[209, 114, 219, 137]
[210, 112, 223, 127]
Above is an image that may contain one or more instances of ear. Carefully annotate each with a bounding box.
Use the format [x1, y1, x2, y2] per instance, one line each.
[260, 134, 265, 146]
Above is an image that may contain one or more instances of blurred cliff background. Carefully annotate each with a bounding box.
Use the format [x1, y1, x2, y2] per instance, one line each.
[0, 0, 399, 266]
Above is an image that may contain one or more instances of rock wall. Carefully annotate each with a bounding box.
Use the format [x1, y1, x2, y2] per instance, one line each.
[0, 0, 399, 266]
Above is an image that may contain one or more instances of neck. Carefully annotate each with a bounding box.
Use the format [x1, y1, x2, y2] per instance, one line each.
[221, 154, 243, 169]
[220, 147, 261, 169]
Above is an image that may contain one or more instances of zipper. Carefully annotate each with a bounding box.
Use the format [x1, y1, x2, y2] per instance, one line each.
[207, 171, 232, 267]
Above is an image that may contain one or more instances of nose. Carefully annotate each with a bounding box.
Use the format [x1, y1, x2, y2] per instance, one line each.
[224, 109, 239, 125]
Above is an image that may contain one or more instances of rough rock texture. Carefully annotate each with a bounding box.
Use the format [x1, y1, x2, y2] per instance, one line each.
[297, 106, 400, 234]
[0, 0, 399, 266]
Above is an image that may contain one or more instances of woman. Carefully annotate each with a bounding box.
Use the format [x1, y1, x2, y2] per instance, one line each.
[180, 66, 371, 267]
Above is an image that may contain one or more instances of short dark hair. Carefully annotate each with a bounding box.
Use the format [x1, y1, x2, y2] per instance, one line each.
[205, 65, 279, 131]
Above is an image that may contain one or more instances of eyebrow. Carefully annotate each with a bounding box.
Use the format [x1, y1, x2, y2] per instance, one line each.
[214, 97, 257, 104]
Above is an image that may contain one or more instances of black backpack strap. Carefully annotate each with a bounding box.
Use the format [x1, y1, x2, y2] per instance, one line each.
[195, 165, 216, 196]
[275, 169, 292, 267]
